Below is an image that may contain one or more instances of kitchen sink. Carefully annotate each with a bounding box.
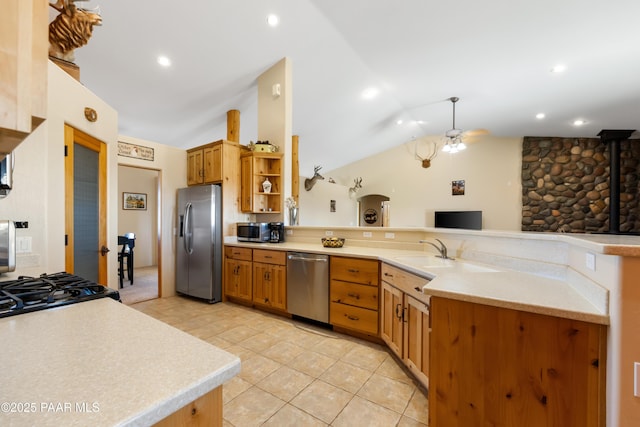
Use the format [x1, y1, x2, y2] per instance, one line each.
[393, 255, 498, 273]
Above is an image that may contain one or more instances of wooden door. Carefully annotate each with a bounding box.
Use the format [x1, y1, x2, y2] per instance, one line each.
[404, 295, 429, 387]
[236, 259, 252, 301]
[268, 264, 286, 310]
[204, 144, 222, 183]
[252, 262, 269, 305]
[187, 149, 203, 185]
[64, 125, 107, 284]
[240, 155, 252, 212]
[381, 281, 403, 358]
[224, 258, 239, 298]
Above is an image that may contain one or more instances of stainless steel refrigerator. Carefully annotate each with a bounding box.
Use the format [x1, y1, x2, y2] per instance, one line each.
[176, 184, 222, 303]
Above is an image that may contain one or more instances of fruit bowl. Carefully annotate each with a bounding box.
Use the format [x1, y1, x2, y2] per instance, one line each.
[321, 237, 345, 248]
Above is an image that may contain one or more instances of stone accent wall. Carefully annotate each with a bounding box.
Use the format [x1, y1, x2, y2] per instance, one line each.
[521, 136, 639, 233]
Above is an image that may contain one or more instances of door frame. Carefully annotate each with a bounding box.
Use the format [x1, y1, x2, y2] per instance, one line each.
[117, 164, 163, 298]
[64, 124, 108, 284]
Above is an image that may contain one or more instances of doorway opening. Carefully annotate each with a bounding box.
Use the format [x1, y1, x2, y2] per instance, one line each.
[117, 164, 161, 304]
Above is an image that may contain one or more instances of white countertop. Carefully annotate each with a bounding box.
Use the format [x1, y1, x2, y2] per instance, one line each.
[0, 298, 240, 427]
[226, 238, 609, 325]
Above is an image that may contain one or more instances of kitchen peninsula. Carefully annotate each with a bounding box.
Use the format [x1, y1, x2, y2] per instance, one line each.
[225, 225, 640, 426]
[0, 298, 240, 427]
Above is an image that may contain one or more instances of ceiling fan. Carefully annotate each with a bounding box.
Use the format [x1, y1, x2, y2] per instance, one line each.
[442, 96, 488, 153]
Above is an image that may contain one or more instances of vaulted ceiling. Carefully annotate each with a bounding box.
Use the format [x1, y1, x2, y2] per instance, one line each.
[72, 0, 640, 174]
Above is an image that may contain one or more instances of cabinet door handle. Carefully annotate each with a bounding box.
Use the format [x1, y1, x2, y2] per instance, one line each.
[414, 286, 422, 292]
[384, 272, 394, 277]
[347, 292, 360, 299]
[347, 268, 360, 273]
[346, 314, 359, 321]
[402, 307, 407, 323]
[395, 303, 402, 319]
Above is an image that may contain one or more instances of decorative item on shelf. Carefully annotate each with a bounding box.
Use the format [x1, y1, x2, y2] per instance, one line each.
[262, 177, 272, 193]
[249, 140, 279, 153]
[304, 165, 324, 191]
[321, 237, 345, 248]
[48, 0, 103, 63]
[348, 177, 363, 197]
[286, 197, 299, 225]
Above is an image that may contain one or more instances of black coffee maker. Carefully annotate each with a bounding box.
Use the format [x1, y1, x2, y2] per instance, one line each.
[269, 222, 284, 243]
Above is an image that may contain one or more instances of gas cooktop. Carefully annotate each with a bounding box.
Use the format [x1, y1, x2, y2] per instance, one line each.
[0, 272, 120, 318]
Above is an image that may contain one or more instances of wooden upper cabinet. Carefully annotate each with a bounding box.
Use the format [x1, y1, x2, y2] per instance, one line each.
[0, 0, 48, 157]
[186, 140, 240, 187]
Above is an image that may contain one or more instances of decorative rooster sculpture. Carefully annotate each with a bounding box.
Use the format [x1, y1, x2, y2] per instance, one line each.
[49, 0, 102, 62]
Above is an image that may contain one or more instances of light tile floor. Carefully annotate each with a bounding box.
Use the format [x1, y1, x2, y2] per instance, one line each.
[132, 296, 428, 426]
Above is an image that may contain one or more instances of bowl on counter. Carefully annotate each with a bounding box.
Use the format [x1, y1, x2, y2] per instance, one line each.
[321, 237, 345, 248]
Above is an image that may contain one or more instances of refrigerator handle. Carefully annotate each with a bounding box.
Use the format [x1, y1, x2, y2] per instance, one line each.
[183, 202, 193, 254]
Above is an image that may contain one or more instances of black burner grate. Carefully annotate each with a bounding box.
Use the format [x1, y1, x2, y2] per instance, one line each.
[0, 272, 120, 318]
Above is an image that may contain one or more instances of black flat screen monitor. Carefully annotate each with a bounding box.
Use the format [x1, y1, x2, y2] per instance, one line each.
[435, 211, 482, 230]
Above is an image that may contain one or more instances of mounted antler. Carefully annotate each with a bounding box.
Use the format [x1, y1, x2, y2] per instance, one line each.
[348, 177, 363, 197]
[304, 166, 324, 191]
[414, 140, 438, 168]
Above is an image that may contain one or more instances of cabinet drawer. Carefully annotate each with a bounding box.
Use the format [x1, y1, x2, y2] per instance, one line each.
[330, 302, 378, 335]
[225, 246, 252, 261]
[330, 280, 378, 311]
[381, 263, 431, 299]
[330, 257, 379, 286]
[253, 249, 286, 265]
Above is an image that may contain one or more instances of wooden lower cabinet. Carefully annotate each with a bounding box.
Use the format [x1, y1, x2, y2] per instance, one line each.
[329, 256, 380, 336]
[224, 247, 252, 303]
[380, 265, 430, 389]
[429, 297, 606, 427]
[154, 386, 222, 427]
[252, 250, 286, 311]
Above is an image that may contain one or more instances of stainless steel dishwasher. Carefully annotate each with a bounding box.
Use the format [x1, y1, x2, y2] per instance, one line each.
[287, 252, 329, 323]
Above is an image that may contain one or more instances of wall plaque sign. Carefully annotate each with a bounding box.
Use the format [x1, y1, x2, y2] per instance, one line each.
[117, 142, 154, 161]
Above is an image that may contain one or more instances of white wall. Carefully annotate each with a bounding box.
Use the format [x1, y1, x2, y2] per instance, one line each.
[118, 165, 158, 267]
[297, 178, 358, 226]
[0, 61, 118, 279]
[314, 135, 523, 230]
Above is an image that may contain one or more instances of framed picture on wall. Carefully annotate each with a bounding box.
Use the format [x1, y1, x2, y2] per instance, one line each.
[123, 192, 147, 210]
[452, 180, 465, 196]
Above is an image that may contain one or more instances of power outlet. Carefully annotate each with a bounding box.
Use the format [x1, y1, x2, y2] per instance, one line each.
[363, 231, 372, 238]
[325, 230, 334, 236]
[586, 252, 596, 271]
[385, 232, 395, 239]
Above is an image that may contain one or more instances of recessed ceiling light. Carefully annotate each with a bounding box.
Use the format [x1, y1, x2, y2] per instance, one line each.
[551, 64, 566, 73]
[536, 113, 545, 119]
[361, 87, 379, 100]
[396, 119, 404, 125]
[573, 119, 587, 126]
[267, 14, 279, 27]
[157, 56, 171, 67]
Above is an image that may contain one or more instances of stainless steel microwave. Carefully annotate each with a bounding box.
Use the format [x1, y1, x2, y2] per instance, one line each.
[236, 222, 270, 242]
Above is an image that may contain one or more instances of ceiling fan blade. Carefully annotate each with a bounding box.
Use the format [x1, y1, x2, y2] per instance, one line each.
[463, 128, 490, 137]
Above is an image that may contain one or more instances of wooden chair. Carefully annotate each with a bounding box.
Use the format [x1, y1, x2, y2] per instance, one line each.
[117, 233, 135, 288]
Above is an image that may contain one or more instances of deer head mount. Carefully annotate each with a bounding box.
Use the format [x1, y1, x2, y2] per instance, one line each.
[348, 177, 363, 197]
[304, 166, 324, 191]
[414, 139, 438, 168]
[49, 0, 103, 62]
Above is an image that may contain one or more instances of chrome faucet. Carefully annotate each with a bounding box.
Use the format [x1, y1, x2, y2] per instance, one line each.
[419, 238, 453, 260]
